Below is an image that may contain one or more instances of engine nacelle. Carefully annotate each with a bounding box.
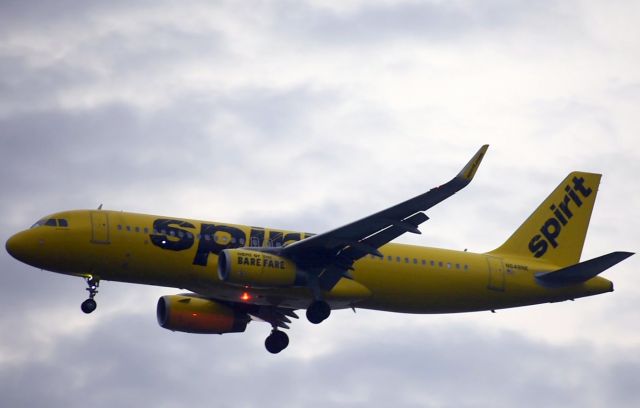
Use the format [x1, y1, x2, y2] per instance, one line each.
[217, 248, 298, 288]
[157, 295, 249, 334]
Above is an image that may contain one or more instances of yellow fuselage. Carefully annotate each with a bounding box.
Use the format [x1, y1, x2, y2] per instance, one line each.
[8, 210, 612, 313]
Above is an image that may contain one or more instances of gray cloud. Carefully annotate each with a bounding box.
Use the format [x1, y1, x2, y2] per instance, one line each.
[1, 313, 639, 408]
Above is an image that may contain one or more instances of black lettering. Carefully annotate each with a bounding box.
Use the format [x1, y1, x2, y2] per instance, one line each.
[150, 219, 195, 251]
[528, 235, 548, 257]
[550, 204, 568, 225]
[249, 228, 264, 247]
[193, 224, 246, 266]
[567, 186, 583, 207]
[572, 176, 593, 198]
[541, 218, 562, 248]
[559, 195, 573, 219]
[267, 230, 284, 247]
[250, 257, 256, 266]
[283, 233, 301, 246]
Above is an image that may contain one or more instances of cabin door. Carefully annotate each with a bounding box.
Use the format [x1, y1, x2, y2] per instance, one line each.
[487, 256, 505, 291]
[90, 211, 110, 244]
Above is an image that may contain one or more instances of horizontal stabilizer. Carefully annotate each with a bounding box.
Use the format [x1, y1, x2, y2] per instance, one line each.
[535, 251, 634, 286]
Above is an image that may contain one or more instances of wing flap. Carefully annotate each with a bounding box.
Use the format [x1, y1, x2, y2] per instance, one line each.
[248, 305, 299, 329]
[341, 212, 429, 261]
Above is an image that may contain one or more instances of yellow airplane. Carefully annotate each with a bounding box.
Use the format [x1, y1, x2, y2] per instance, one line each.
[5, 145, 633, 354]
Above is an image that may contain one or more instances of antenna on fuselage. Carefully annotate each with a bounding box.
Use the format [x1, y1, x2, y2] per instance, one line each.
[97, 204, 103, 210]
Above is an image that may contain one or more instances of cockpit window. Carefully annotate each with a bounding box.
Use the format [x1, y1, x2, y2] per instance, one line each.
[30, 218, 70, 228]
[30, 218, 48, 228]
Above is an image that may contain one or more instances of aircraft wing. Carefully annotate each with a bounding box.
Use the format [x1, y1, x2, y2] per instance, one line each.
[279, 145, 489, 290]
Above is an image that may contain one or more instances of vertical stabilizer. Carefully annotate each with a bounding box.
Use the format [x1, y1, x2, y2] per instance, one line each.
[488, 172, 601, 267]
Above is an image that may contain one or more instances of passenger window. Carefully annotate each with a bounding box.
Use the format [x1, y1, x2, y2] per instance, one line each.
[388, 256, 392, 261]
[464, 265, 469, 270]
[430, 260, 435, 266]
[404, 257, 409, 263]
[438, 262, 443, 267]
[144, 227, 149, 234]
[396, 256, 401, 262]
[456, 263, 460, 269]
[117, 225, 122, 231]
[135, 226, 140, 233]
[126, 226, 131, 232]
[413, 258, 418, 264]
[447, 263, 452, 269]
[45, 219, 57, 227]
[422, 260, 426, 265]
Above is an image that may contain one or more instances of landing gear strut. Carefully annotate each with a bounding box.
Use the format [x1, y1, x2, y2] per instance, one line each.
[265, 329, 289, 354]
[306, 300, 331, 324]
[81, 276, 100, 314]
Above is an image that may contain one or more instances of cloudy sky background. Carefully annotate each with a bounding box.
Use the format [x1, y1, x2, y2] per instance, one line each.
[1, 0, 639, 406]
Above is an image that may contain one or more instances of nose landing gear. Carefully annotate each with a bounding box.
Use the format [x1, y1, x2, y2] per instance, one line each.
[81, 276, 100, 314]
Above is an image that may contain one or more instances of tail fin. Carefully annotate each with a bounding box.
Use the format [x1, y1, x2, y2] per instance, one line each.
[488, 172, 601, 267]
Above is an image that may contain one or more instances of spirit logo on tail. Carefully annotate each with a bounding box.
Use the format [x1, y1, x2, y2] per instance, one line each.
[528, 176, 593, 258]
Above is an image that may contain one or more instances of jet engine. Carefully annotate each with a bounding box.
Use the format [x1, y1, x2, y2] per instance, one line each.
[157, 295, 249, 334]
[217, 248, 299, 288]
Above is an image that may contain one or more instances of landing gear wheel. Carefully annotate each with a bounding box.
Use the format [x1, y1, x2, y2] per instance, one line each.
[265, 330, 289, 354]
[81, 298, 97, 314]
[81, 276, 100, 314]
[306, 300, 331, 324]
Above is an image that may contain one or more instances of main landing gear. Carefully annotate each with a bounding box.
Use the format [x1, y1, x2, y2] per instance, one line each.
[81, 276, 100, 314]
[265, 329, 289, 354]
[306, 300, 331, 324]
[264, 299, 331, 353]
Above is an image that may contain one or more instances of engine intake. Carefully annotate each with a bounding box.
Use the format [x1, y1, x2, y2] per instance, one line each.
[217, 248, 298, 288]
[157, 295, 249, 334]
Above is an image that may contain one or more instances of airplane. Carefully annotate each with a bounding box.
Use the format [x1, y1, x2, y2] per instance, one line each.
[5, 145, 633, 354]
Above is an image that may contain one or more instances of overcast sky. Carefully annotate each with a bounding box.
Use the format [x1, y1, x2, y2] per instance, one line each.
[1, 1, 639, 407]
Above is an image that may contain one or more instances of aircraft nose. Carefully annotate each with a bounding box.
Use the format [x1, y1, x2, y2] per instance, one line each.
[6, 232, 28, 263]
